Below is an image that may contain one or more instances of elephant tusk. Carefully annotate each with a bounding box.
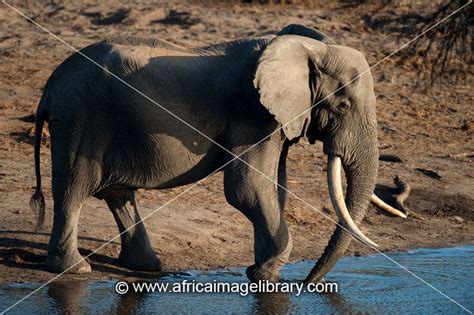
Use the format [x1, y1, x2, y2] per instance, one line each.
[327, 156, 378, 247]
[370, 194, 407, 218]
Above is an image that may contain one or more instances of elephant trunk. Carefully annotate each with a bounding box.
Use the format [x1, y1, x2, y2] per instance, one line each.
[305, 145, 378, 284]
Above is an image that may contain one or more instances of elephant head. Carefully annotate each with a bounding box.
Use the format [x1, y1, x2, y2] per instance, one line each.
[254, 31, 399, 283]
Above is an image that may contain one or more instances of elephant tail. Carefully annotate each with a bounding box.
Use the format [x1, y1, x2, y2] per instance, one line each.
[30, 98, 47, 232]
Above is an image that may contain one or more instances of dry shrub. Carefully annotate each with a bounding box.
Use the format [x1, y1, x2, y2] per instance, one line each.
[396, 0, 473, 85]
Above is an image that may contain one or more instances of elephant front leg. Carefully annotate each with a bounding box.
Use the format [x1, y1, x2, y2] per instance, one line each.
[104, 189, 161, 271]
[225, 174, 293, 282]
[224, 122, 292, 282]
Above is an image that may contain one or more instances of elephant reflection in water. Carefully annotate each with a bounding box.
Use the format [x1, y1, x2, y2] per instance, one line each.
[46, 279, 357, 313]
[47, 281, 148, 313]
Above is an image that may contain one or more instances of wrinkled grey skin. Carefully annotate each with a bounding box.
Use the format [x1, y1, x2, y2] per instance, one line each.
[31, 24, 378, 282]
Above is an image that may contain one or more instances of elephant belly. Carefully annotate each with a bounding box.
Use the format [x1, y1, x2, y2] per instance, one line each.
[103, 132, 224, 190]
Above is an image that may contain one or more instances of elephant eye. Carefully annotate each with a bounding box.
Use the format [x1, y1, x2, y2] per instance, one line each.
[338, 99, 351, 112]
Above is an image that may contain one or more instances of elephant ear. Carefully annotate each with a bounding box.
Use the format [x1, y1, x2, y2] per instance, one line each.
[254, 35, 327, 140]
[277, 24, 336, 45]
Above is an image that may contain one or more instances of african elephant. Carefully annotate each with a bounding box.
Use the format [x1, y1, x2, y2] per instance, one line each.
[30, 24, 404, 283]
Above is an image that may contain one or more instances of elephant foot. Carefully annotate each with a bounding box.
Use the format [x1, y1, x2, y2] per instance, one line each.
[247, 235, 293, 283]
[118, 246, 162, 271]
[46, 252, 92, 274]
[246, 263, 281, 283]
[246, 254, 290, 283]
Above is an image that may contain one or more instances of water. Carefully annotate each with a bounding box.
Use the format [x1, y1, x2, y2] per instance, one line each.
[1, 246, 473, 314]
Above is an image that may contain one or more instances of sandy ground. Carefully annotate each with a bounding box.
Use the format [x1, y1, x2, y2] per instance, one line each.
[0, 0, 472, 283]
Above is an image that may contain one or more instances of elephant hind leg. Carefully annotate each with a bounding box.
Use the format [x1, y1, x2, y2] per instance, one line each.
[47, 176, 93, 273]
[102, 188, 161, 271]
[46, 194, 92, 274]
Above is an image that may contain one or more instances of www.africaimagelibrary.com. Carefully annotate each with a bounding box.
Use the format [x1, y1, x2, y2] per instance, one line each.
[115, 280, 338, 296]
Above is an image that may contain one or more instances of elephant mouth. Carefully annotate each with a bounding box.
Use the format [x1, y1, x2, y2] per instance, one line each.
[326, 156, 406, 247]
